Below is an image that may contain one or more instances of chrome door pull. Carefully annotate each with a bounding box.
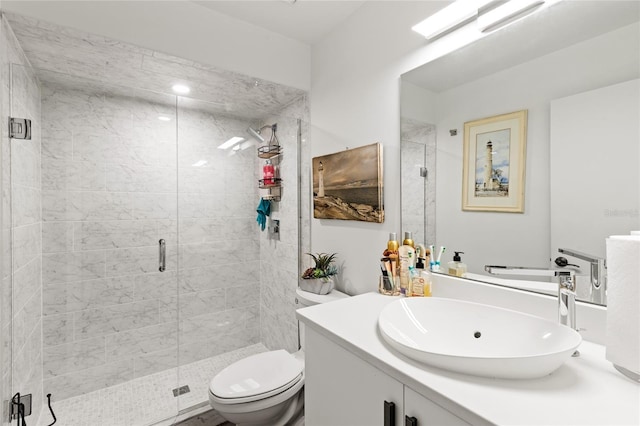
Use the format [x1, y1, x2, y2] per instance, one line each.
[159, 239, 166, 272]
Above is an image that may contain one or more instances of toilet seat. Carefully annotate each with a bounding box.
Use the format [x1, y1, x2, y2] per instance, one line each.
[210, 350, 304, 405]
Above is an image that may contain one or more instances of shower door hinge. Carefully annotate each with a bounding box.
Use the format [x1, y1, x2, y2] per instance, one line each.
[10, 393, 32, 420]
[9, 117, 32, 140]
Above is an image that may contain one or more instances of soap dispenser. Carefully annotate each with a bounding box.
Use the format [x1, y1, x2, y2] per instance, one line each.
[447, 251, 467, 277]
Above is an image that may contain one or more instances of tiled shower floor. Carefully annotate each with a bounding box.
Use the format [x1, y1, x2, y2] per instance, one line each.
[37, 344, 268, 426]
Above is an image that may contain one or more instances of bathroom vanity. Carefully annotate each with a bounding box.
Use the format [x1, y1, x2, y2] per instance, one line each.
[296, 278, 639, 425]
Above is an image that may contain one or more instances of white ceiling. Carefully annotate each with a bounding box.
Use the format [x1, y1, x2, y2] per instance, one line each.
[403, 0, 640, 92]
[192, 0, 367, 45]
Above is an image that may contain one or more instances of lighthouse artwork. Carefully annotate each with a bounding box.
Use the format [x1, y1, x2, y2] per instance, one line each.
[475, 128, 511, 197]
[462, 110, 527, 213]
[312, 143, 384, 223]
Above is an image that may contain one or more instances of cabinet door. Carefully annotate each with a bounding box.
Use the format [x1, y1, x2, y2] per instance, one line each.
[404, 387, 470, 426]
[305, 328, 404, 426]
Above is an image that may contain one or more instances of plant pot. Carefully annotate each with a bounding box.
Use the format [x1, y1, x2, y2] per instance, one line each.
[299, 277, 335, 295]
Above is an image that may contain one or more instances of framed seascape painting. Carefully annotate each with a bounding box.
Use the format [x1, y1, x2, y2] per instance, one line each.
[312, 142, 384, 223]
[462, 110, 527, 213]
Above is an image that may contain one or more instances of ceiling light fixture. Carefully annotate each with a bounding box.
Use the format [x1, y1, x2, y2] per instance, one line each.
[412, 0, 497, 40]
[478, 0, 545, 32]
[158, 115, 171, 122]
[218, 136, 245, 150]
[172, 84, 190, 94]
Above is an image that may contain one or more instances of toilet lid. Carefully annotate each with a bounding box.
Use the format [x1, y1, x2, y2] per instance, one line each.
[210, 350, 303, 401]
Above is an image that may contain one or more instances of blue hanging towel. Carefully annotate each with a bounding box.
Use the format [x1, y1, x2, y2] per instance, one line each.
[256, 197, 271, 231]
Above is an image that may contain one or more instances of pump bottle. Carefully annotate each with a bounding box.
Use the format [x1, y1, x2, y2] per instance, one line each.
[447, 251, 467, 277]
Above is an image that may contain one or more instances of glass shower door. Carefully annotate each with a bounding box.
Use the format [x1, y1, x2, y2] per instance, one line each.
[35, 70, 181, 425]
[7, 61, 43, 425]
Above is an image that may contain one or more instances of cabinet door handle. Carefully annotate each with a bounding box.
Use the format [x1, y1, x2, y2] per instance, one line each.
[405, 415, 418, 426]
[158, 239, 166, 272]
[384, 400, 396, 426]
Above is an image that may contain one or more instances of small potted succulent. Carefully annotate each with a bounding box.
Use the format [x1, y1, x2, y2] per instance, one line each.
[300, 252, 338, 295]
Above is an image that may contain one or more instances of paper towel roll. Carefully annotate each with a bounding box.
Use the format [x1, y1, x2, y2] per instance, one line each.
[605, 235, 640, 378]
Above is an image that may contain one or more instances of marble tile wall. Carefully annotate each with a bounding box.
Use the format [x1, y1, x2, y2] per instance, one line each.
[259, 95, 309, 353]
[40, 81, 261, 401]
[401, 118, 437, 248]
[0, 14, 44, 425]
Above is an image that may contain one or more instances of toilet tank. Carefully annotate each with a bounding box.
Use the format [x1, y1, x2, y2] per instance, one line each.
[295, 287, 350, 307]
[295, 287, 350, 349]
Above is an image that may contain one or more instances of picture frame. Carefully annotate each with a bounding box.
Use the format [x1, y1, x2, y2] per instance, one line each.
[312, 142, 384, 223]
[462, 110, 527, 213]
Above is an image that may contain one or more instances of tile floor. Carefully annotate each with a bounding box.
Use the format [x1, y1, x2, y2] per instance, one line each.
[37, 344, 268, 426]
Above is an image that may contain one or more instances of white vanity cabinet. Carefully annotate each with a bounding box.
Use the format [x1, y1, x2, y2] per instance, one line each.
[298, 293, 639, 426]
[305, 328, 469, 426]
[404, 387, 469, 426]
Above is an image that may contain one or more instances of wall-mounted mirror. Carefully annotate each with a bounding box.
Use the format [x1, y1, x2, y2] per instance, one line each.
[400, 0, 640, 306]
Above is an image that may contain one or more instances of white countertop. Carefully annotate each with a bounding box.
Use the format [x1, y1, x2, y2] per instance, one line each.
[297, 292, 640, 426]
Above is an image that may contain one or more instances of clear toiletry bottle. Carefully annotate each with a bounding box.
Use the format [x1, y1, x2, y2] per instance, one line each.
[402, 231, 415, 248]
[447, 251, 467, 277]
[421, 269, 433, 297]
[410, 265, 431, 297]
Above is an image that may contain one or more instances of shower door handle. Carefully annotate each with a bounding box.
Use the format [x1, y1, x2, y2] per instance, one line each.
[159, 239, 166, 272]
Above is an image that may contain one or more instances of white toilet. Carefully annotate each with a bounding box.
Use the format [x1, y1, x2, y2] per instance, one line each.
[208, 287, 349, 426]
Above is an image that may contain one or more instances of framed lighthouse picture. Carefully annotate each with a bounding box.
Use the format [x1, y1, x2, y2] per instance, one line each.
[312, 143, 384, 223]
[462, 110, 527, 213]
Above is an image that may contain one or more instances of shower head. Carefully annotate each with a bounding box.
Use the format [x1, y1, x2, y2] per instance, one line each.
[247, 126, 265, 143]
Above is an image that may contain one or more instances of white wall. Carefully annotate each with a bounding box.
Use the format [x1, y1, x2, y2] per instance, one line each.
[309, 1, 446, 295]
[1, 0, 310, 90]
[550, 79, 640, 261]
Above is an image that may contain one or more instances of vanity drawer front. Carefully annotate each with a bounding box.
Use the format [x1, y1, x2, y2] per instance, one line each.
[405, 387, 470, 426]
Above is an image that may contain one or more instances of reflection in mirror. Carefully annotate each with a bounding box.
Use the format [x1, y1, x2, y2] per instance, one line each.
[400, 1, 640, 305]
[400, 118, 436, 247]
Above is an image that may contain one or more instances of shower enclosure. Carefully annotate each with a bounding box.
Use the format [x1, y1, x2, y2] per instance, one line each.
[1, 12, 307, 426]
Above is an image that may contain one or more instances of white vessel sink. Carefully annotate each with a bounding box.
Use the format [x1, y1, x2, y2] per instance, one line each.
[378, 297, 582, 379]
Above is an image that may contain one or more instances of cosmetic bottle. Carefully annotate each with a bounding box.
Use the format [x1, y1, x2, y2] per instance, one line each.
[410, 265, 432, 297]
[402, 231, 415, 248]
[408, 266, 418, 296]
[263, 159, 275, 185]
[387, 232, 399, 252]
[398, 245, 416, 296]
[447, 251, 467, 277]
[420, 269, 433, 297]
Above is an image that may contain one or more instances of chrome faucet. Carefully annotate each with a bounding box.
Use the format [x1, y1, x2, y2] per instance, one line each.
[484, 266, 577, 331]
[557, 248, 606, 305]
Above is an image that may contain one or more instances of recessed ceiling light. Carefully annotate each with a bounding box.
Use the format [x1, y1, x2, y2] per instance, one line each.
[192, 160, 208, 167]
[218, 136, 245, 150]
[158, 116, 171, 122]
[172, 84, 190, 94]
